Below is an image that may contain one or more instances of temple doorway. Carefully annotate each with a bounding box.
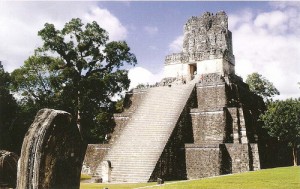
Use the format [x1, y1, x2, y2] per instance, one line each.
[189, 64, 197, 80]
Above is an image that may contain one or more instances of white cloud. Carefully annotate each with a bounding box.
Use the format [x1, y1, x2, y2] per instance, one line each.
[229, 3, 300, 99]
[229, 9, 254, 30]
[83, 7, 127, 41]
[128, 67, 163, 89]
[168, 35, 184, 53]
[254, 11, 288, 34]
[270, 1, 300, 10]
[0, 2, 127, 72]
[144, 26, 158, 35]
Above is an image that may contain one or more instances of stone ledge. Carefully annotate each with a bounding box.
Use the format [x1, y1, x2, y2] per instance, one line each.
[190, 108, 224, 113]
[196, 84, 225, 88]
[185, 144, 221, 148]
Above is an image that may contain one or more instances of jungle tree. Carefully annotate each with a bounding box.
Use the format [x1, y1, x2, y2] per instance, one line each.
[260, 99, 300, 166]
[12, 18, 137, 142]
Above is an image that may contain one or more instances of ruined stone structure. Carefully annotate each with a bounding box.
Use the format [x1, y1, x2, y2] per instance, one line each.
[164, 11, 235, 81]
[17, 109, 83, 189]
[82, 11, 265, 182]
[185, 73, 263, 179]
[0, 150, 19, 188]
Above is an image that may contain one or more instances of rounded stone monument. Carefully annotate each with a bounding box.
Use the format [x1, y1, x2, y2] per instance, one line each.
[16, 109, 83, 189]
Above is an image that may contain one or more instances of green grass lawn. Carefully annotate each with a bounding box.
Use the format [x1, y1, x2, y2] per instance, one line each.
[80, 166, 300, 189]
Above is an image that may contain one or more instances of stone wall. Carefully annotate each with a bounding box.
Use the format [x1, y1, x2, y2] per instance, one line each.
[196, 74, 227, 111]
[164, 11, 235, 79]
[185, 143, 231, 179]
[196, 85, 226, 111]
[185, 144, 221, 179]
[225, 144, 250, 173]
[224, 143, 260, 173]
[249, 143, 260, 171]
[82, 144, 111, 176]
[182, 11, 234, 63]
[190, 109, 226, 144]
[227, 107, 241, 143]
[185, 73, 263, 180]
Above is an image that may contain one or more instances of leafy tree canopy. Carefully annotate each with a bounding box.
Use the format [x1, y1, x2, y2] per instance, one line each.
[0, 62, 18, 150]
[246, 72, 280, 102]
[260, 98, 300, 165]
[11, 18, 137, 142]
[135, 83, 149, 89]
[11, 56, 63, 108]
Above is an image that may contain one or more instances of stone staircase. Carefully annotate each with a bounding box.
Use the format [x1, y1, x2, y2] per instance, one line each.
[99, 81, 196, 183]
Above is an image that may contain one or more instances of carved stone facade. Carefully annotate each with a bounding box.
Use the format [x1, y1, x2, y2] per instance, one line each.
[182, 11, 234, 62]
[164, 11, 235, 80]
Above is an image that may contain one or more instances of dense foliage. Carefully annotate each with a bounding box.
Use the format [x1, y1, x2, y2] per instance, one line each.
[246, 72, 279, 102]
[10, 18, 136, 144]
[0, 62, 18, 150]
[260, 98, 300, 165]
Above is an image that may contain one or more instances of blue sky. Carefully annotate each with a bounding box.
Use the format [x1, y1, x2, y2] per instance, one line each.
[0, 1, 299, 99]
[99, 1, 271, 72]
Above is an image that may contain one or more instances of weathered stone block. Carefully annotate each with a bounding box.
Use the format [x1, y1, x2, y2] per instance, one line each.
[249, 143, 260, 171]
[185, 144, 221, 179]
[225, 143, 251, 173]
[0, 150, 19, 188]
[17, 109, 83, 189]
[227, 107, 240, 143]
[196, 84, 226, 111]
[190, 109, 226, 144]
[82, 144, 111, 176]
[181, 11, 234, 65]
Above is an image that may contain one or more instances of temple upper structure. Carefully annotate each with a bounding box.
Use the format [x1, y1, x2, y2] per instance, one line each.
[164, 11, 235, 80]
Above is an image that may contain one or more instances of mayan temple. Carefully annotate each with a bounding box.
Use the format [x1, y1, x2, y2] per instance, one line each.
[82, 11, 265, 183]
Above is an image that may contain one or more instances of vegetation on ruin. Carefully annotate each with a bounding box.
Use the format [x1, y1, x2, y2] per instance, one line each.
[260, 98, 300, 166]
[80, 166, 300, 189]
